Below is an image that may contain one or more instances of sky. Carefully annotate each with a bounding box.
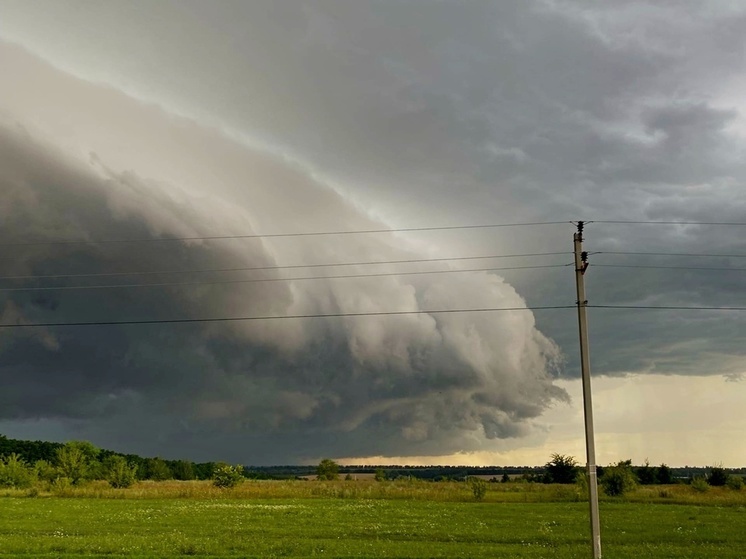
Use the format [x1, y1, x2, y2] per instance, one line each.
[0, 0, 745, 466]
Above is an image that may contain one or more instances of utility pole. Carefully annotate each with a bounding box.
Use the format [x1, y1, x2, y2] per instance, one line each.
[574, 221, 602, 559]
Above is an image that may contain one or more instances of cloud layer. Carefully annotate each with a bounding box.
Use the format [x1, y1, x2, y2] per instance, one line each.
[0, 43, 565, 462]
[1, 1, 746, 463]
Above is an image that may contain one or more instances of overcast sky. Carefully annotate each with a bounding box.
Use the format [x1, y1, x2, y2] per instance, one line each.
[1, 1, 745, 466]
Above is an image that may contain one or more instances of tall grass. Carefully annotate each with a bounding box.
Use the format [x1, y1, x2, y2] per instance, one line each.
[4, 478, 744, 507]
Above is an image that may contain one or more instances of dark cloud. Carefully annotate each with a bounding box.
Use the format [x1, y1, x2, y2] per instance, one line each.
[0, 123, 565, 463]
[1, 1, 745, 461]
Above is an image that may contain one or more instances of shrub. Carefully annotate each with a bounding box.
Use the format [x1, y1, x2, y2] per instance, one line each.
[0, 453, 33, 488]
[600, 460, 637, 497]
[316, 459, 340, 481]
[726, 475, 743, 491]
[467, 477, 488, 501]
[374, 468, 387, 482]
[707, 465, 728, 487]
[34, 460, 58, 483]
[544, 453, 579, 484]
[212, 464, 244, 488]
[656, 463, 674, 484]
[635, 460, 657, 485]
[104, 456, 138, 488]
[690, 477, 709, 492]
[55, 444, 89, 485]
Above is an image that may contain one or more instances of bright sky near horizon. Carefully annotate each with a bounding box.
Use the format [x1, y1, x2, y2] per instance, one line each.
[1, 1, 745, 466]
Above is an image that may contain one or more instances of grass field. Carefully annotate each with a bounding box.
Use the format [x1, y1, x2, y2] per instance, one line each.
[1, 480, 744, 558]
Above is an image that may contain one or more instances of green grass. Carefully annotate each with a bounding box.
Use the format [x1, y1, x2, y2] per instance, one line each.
[1, 482, 745, 558]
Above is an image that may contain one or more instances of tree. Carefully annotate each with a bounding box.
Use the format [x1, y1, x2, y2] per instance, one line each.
[104, 456, 137, 488]
[544, 454, 579, 484]
[374, 468, 387, 482]
[501, 472, 510, 483]
[55, 443, 90, 485]
[467, 477, 488, 501]
[600, 460, 637, 497]
[635, 459, 657, 485]
[657, 463, 674, 484]
[316, 459, 340, 481]
[0, 453, 33, 488]
[171, 460, 195, 481]
[143, 457, 172, 481]
[212, 464, 244, 488]
[707, 465, 728, 487]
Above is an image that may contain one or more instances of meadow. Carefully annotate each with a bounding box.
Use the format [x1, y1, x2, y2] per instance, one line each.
[1, 480, 745, 558]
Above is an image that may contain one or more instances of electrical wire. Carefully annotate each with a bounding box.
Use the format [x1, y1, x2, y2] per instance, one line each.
[591, 220, 746, 226]
[593, 251, 746, 259]
[593, 264, 746, 272]
[0, 221, 572, 247]
[0, 251, 571, 281]
[0, 305, 576, 329]
[0, 263, 573, 293]
[589, 305, 746, 311]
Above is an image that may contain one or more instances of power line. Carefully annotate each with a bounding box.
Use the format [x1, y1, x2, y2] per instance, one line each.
[0, 305, 576, 329]
[0, 221, 572, 248]
[0, 263, 572, 293]
[0, 251, 571, 281]
[594, 251, 746, 259]
[591, 220, 746, 226]
[593, 264, 746, 272]
[590, 305, 746, 311]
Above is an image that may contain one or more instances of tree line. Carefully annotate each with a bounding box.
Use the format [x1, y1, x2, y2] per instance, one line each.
[0, 435, 218, 488]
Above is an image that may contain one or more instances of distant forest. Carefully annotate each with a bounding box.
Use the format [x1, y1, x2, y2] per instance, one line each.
[1, 433, 743, 483]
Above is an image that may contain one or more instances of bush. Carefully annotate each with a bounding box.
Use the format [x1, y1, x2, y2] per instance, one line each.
[467, 477, 488, 501]
[600, 460, 637, 497]
[726, 475, 743, 491]
[656, 463, 674, 484]
[0, 453, 33, 488]
[691, 477, 709, 492]
[34, 460, 58, 483]
[707, 465, 728, 487]
[374, 468, 387, 482]
[635, 460, 657, 485]
[316, 459, 340, 481]
[212, 464, 244, 488]
[544, 453, 579, 484]
[104, 456, 138, 488]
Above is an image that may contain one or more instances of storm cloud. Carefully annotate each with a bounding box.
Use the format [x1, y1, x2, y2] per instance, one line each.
[0, 50, 565, 462]
[1, 1, 746, 464]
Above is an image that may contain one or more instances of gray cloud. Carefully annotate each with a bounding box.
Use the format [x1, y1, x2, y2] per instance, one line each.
[1, 1, 746, 461]
[0, 112, 565, 462]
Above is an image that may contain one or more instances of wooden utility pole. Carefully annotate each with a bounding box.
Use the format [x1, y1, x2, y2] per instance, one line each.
[574, 221, 602, 558]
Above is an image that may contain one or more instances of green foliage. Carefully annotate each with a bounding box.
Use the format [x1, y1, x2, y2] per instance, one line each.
[691, 476, 710, 492]
[55, 443, 91, 485]
[635, 460, 657, 485]
[544, 453, 579, 484]
[501, 472, 510, 483]
[104, 455, 138, 488]
[600, 460, 637, 497]
[171, 460, 196, 481]
[142, 457, 173, 481]
[33, 460, 58, 483]
[726, 476, 743, 491]
[707, 465, 728, 487]
[316, 458, 340, 481]
[0, 453, 33, 488]
[374, 468, 387, 482]
[467, 477, 488, 501]
[212, 464, 244, 488]
[656, 463, 674, 484]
